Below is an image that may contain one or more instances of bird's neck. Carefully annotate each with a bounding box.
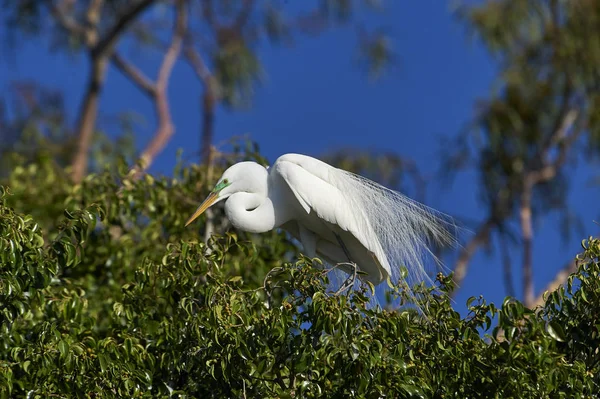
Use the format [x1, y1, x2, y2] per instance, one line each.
[225, 192, 278, 233]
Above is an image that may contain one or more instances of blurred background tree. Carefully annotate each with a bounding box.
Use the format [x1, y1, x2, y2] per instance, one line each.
[1, 0, 394, 180]
[447, 0, 600, 307]
[0, 0, 598, 322]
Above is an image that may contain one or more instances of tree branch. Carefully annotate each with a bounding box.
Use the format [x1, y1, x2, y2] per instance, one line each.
[184, 45, 213, 85]
[44, 0, 87, 38]
[70, 0, 159, 182]
[499, 231, 515, 298]
[530, 109, 580, 184]
[452, 218, 495, 293]
[112, 52, 157, 96]
[129, 0, 186, 177]
[183, 45, 219, 165]
[530, 258, 579, 308]
[93, 0, 156, 58]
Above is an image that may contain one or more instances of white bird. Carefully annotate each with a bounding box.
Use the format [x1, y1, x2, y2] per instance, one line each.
[185, 153, 456, 291]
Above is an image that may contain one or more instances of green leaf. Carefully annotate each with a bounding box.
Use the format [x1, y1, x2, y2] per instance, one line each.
[546, 321, 567, 342]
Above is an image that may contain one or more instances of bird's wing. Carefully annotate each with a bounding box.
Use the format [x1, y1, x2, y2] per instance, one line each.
[273, 154, 385, 260]
[273, 154, 360, 232]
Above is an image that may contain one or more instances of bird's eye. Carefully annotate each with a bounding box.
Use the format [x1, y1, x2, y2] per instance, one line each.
[223, 179, 229, 184]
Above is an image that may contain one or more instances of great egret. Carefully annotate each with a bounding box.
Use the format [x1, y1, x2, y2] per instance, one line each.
[185, 153, 456, 291]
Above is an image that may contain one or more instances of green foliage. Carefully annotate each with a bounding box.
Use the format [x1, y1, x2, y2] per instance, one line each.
[1, 157, 599, 398]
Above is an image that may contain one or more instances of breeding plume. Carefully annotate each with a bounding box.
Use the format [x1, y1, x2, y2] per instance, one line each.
[186, 153, 455, 291]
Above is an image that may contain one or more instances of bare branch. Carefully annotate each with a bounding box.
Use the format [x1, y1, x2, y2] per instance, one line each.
[44, 0, 87, 38]
[157, 3, 186, 91]
[499, 232, 515, 298]
[531, 258, 579, 308]
[184, 45, 213, 85]
[200, 89, 217, 164]
[112, 53, 157, 96]
[203, 146, 217, 245]
[71, 0, 158, 182]
[183, 44, 219, 165]
[452, 218, 495, 292]
[530, 109, 581, 184]
[93, 0, 156, 58]
[130, 0, 186, 177]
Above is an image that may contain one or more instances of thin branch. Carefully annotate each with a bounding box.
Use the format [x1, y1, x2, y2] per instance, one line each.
[499, 231, 515, 298]
[184, 45, 213, 84]
[530, 109, 581, 184]
[203, 147, 216, 246]
[44, 0, 87, 37]
[112, 53, 157, 96]
[93, 0, 156, 58]
[452, 218, 495, 292]
[200, 88, 217, 163]
[130, 0, 186, 177]
[157, 3, 186, 91]
[183, 44, 219, 165]
[543, 83, 572, 145]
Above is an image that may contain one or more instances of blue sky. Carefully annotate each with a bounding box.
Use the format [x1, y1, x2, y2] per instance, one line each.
[1, 1, 597, 314]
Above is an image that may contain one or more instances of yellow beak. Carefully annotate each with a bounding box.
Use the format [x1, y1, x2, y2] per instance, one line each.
[185, 192, 219, 227]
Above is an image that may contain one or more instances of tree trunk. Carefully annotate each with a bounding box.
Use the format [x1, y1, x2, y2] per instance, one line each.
[71, 55, 109, 183]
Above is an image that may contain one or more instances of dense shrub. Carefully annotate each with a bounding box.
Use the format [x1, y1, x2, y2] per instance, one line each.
[0, 158, 598, 398]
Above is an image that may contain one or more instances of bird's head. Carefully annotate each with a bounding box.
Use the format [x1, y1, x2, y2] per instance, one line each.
[184, 161, 267, 226]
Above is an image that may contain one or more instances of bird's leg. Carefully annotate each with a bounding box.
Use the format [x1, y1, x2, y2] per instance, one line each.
[333, 233, 358, 295]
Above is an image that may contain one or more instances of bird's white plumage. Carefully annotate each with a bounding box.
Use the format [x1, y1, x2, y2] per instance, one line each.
[273, 154, 455, 286]
[186, 153, 456, 290]
[274, 155, 390, 283]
